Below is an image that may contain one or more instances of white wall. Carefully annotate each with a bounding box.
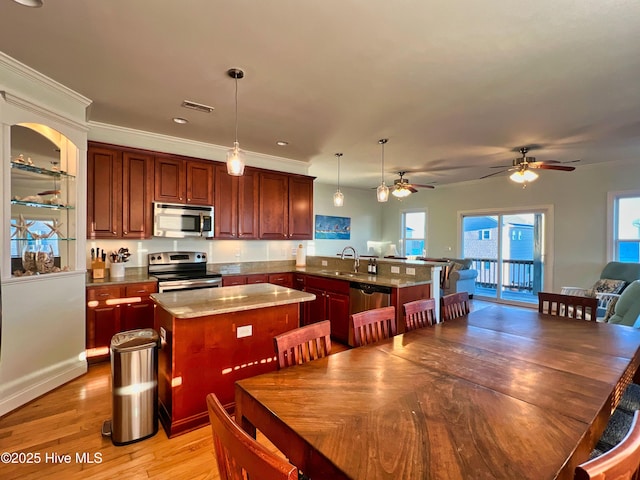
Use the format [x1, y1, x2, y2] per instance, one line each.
[309, 183, 382, 257]
[379, 159, 640, 291]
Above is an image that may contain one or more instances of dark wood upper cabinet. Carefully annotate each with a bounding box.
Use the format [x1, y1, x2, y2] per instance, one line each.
[87, 145, 121, 239]
[87, 143, 153, 239]
[122, 151, 154, 238]
[259, 172, 313, 240]
[214, 165, 259, 239]
[259, 171, 289, 239]
[154, 155, 214, 206]
[288, 175, 314, 240]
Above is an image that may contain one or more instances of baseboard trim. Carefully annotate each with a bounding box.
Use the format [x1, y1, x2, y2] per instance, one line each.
[0, 359, 87, 418]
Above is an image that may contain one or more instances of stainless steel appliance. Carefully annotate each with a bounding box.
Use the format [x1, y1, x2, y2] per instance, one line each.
[349, 281, 392, 315]
[153, 202, 214, 238]
[148, 251, 222, 292]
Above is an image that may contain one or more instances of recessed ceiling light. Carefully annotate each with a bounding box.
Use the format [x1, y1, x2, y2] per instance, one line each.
[276, 141, 289, 146]
[173, 117, 188, 125]
[13, 0, 43, 7]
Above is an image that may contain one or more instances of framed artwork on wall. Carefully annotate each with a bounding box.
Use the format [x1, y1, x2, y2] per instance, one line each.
[315, 215, 351, 240]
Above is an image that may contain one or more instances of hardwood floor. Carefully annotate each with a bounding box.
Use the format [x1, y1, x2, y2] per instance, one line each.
[0, 303, 497, 479]
[0, 342, 350, 480]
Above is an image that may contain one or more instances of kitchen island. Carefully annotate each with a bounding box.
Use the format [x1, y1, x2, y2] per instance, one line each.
[151, 283, 315, 437]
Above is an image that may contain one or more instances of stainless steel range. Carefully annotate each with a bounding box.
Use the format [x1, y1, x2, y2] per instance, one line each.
[148, 251, 222, 292]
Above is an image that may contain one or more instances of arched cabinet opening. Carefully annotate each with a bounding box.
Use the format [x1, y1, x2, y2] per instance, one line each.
[9, 123, 78, 277]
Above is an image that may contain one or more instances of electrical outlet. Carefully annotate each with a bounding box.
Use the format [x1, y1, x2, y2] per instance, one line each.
[406, 267, 416, 275]
[292, 248, 298, 256]
[391, 266, 400, 274]
[322, 260, 328, 266]
[237, 325, 253, 338]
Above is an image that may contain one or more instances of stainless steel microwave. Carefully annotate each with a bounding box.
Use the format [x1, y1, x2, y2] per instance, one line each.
[153, 202, 214, 238]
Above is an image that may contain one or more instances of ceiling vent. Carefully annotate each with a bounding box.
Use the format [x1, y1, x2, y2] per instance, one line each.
[181, 100, 215, 113]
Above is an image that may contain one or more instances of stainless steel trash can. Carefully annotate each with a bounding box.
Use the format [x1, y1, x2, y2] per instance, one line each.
[109, 328, 159, 445]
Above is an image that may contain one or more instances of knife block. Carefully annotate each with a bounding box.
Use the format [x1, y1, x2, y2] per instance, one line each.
[91, 260, 105, 279]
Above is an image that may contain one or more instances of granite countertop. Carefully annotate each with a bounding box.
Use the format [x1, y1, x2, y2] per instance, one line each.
[86, 268, 157, 287]
[294, 266, 432, 288]
[150, 283, 315, 318]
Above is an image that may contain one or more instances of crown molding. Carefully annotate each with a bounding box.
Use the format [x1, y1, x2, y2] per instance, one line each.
[88, 121, 310, 172]
[0, 51, 91, 108]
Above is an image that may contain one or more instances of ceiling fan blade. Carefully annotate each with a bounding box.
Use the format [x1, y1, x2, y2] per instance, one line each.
[480, 169, 510, 179]
[407, 186, 418, 193]
[531, 164, 576, 171]
[411, 183, 436, 189]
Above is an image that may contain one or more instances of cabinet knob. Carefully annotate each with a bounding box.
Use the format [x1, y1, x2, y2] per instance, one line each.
[113, 231, 116, 235]
[123, 231, 127, 235]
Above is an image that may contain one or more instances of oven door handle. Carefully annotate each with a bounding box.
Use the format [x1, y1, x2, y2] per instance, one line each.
[158, 278, 222, 292]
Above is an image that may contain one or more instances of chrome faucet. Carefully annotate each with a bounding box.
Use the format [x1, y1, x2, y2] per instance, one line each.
[340, 246, 360, 272]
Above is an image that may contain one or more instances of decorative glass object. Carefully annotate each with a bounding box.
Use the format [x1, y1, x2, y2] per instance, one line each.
[22, 243, 38, 273]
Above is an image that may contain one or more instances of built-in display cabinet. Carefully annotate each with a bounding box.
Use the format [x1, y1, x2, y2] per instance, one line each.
[9, 125, 77, 277]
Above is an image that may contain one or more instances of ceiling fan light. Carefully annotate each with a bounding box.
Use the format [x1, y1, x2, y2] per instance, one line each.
[333, 189, 344, 207]
[392, 187, 411, 198]
[377, 183, 389, 202]
[226, 141, 245, 176]
[510, 169, 538, 183]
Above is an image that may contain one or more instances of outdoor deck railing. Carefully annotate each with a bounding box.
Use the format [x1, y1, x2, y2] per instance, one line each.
[469, 258, 535, 293]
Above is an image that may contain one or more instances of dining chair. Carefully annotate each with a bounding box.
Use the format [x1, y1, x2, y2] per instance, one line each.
[206, 393, 299, 480]
[575, 410, 640, 480]
[403, 298, 438, 331]
[351, 305, 397, 347]
[441, 292, 471, 322]
[538, 292, 598, 321]
[274, 320, 332, 369]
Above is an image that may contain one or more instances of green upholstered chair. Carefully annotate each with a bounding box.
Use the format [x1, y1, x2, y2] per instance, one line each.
[562, 262, 640, 319]
[607, 280, 640, 327]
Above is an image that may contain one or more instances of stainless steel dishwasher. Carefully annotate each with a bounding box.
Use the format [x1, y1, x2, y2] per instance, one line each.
[349, 281, 392, 314]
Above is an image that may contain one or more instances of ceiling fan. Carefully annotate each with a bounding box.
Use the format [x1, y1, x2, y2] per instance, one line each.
[391, 171, 435, 198]
[480, 147, 578, 184]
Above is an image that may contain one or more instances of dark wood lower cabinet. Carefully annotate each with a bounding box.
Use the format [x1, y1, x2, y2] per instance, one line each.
[303, 276, 351, 344]
[156, 302, 300, 437]
[85, 281, 157, 363]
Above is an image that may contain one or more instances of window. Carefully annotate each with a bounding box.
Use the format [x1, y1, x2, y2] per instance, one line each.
[10, 218, 61, 258]
[610, 191, 640, 262]
[479, 229, 491, 240]
[401, 210, 426, 257]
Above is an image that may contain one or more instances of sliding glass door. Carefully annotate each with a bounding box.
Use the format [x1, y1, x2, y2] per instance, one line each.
[461, 210, 547, 304]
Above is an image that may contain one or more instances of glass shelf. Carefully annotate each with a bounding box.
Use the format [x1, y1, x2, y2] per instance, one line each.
[11, 200, 75, 210]
[11, 161, 75, 178]
[11, 237, 76, 242]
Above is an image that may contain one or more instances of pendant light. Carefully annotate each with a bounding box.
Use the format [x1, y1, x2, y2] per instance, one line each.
[376, 139, 389, 202]
[333, 153, 344, 207]
[226, 68, 245, 176]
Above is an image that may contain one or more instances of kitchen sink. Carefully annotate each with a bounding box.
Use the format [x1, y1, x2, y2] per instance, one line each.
[320, 270, 365, 278]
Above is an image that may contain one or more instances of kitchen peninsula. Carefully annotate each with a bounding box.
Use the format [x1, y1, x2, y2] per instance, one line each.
[151, 283, 315, 437]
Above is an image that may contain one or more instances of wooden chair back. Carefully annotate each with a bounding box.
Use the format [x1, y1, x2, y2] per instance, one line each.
[403, 298, 438, 331]
[538, 292, 598, 321]
[575, 410, 640, 480]
[206, 393, 298, 480]
[274, 320, 332, 369]
[351, 306, 397, 347]
[441, 292, 471, 322]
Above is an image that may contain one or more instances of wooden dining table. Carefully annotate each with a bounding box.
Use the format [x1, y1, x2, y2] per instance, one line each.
[234, 305, 640, 479]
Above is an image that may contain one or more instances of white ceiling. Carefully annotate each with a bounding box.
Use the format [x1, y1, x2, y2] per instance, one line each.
[1, 0, 640, 190]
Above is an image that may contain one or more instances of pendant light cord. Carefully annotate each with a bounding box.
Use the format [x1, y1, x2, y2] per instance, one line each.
[234, 76, 239, 145]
